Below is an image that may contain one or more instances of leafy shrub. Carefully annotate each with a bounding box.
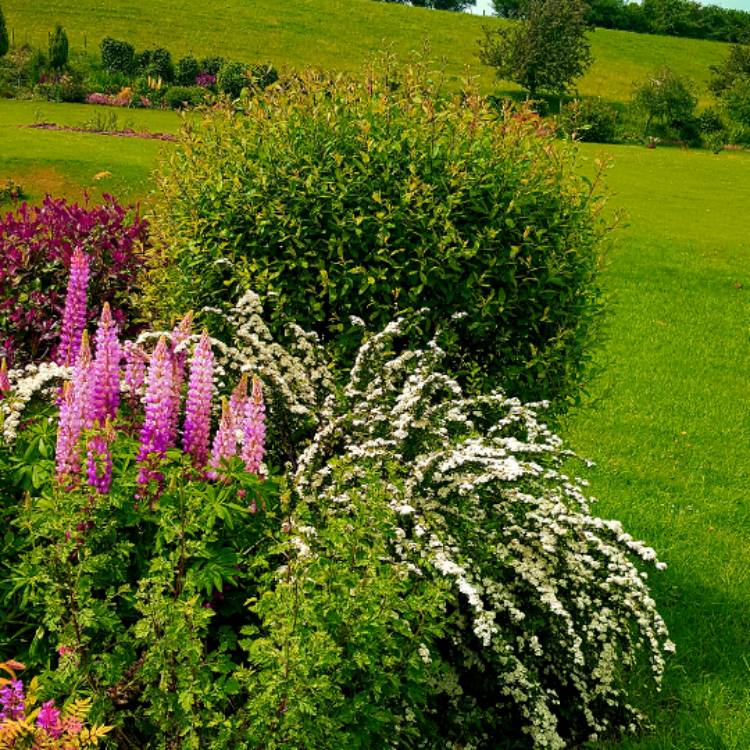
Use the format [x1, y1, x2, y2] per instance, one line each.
[0, 197, 147, 366]
[559, 97, 620, 142]
[293, 314, 674, 748]
[199, 56, 224, 76]
[216, 60, 247, 98]
[249, 62, 278, 90]
[164, 84, 205, 109]
[632, 66, 698, 141]
[697, 106, 727, 150]
[34, 72, 86, 103]
[48, 24, 68, 70]
[100, 36, 135, 75]
[723, 76, 750, 128]
[175, 54, 199, 86]
[135, 47, 174, 82]
[149, 62, 607, 408]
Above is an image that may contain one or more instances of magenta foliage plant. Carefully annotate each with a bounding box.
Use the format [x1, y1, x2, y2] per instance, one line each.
[0, 195, 148, 366]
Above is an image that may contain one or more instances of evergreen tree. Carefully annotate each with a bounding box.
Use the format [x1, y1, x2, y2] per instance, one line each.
[48, 23, 68, 69]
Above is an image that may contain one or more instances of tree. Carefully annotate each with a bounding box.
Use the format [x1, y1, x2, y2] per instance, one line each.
[48, 23, 68, 69]
[632, 66, 697, 136]
[0, 5, 9, 59]
[479, 0, 593, 98]
[709, 44, 750, 96]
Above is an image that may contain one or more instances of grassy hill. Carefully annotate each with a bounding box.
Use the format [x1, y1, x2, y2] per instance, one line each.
[3, 0, 732, 102]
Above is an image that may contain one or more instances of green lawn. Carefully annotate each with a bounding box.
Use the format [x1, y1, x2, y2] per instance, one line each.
[568, 143, 750, 749]
[0, 100, 179, 206]
[3, 0, 732, 102]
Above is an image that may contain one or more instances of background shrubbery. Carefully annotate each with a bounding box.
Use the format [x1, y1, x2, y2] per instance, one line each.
[0, 196, 147, 365]
[148, 61, 607, 408]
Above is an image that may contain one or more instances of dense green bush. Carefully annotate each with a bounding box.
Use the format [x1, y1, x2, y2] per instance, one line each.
[559, 97, 620, 142]
[175, 54, 199, 86]
[199, 55, 225, 76]
[164, 84, 206, 109]
[633, 66, 698, 142]
[723, 76, 750, 128]
[149, 62, 607, 408]
[100, 36, 135, 74]
[136, 46, 174, 82]
[48, 23, 68, 70]
[216, 59, 246, 97]
[249, 62, 278, 90]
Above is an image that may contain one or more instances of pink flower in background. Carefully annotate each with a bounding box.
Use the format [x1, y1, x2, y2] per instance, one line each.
[182, 330, 214, 467]
[209, 399, 237, 479]
[56, 246, 90, 367]
[124, 340, 147, 402]
[0, 358, 10, 396]
[241, 376, 265, 475]
[37, 699, 63, 738]
[88, 302, 121, 426]
[229, 372, 248, 417]
[167, 311, 194, 449]
[137, 336, 175, 486]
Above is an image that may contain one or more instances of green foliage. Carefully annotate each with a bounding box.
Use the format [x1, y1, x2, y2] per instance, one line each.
[47, 24, 68, 70]
[175, 54, 199, 86]
[248, 62, 278, 90]
[479, 0, 593, 97]
[100, 36, 135, 75]
[0, 5, 9, 59]
[198, 56, 224, 76]
[148, 61, 606, 408]
[240, 475, 451, 748]
[633, 66, 698, 139]
[723, 76, 750, 128]
[558, 97, 620, 142]
[164, 84, 205, 109]
[216, 60, 246, 98]
[136, 47, 174, 82]
[33, 73, 85, 103]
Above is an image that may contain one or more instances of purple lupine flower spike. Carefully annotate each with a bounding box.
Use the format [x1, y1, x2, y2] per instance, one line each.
[86, 418, 115, 494]
[182, 329, 214, 467]
[123, 340, 147, 403]
[88, 302, 121, 426]
[208, 398, 237, 479]
[228, 372, 248, 417]
[241, 376, 266, 475]
[55, 333, 93, 482]
[137, 336, 175, 486]
[167, 311, 194, 448]
[57, 246, 90, 367]
[0, 358, 10, 397]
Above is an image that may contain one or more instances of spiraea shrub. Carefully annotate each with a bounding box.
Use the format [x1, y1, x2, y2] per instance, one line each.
[148, 57, 607, 409]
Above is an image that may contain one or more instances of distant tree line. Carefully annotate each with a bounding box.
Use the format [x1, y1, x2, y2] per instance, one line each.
[493, 0, 750, 43]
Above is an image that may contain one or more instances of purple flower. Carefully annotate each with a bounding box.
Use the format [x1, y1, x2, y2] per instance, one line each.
[37, 699, 63, 738]
[55, 332, 93, 481]
[56, 245, 90, 367]
[182, 329, 214, 467]
[0, 357, 10, 396]
[137, 336, 175, 486]
[229, 372, 248, 417]
[124, 340, 147, 403]
[208, 398, 237, 479]
[241, 376, 265, 475]
[167, 311, 193, 449]
[88, 302, 121, 426]
[196, 73, 216, 88]
[86, 419, 115, 494]
[0, 678, 25, 721]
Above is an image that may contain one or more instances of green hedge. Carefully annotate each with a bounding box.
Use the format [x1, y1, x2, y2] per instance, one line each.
[148, 61, 607, 407]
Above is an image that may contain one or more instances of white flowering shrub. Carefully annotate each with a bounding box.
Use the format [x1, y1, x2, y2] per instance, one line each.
[294, 315, 674, 748]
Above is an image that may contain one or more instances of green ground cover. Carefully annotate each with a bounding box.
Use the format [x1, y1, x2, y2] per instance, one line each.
[2, 0, 730, 102]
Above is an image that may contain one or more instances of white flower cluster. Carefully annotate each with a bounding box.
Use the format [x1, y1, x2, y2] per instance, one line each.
[294, 315, 674, 748]
[1, 361, 70, 443]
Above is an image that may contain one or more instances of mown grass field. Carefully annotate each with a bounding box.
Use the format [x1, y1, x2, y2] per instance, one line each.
[2, 0, 732, 102]
[0, 100, 178, 205]
[569, 142, 750, 749]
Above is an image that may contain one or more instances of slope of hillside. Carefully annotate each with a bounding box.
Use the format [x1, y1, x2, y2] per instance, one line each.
[4, 0, 731, 102]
